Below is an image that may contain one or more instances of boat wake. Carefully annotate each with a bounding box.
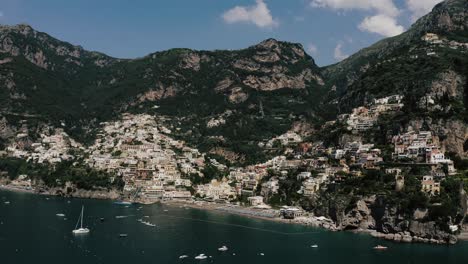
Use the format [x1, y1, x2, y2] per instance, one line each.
[115, 215, 134, 219]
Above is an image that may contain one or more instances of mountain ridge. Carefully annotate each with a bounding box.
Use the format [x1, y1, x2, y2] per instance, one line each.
[0, 0, 467, 161]
[323, 0, 468, 95]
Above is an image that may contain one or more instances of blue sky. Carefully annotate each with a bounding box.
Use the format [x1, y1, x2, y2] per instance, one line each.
[0, 0, 442, 66]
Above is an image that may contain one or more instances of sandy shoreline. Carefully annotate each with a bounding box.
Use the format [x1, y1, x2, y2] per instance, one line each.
[162, 200, 292, 225]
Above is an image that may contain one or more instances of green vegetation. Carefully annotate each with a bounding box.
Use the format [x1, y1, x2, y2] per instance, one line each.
[266, 169, 304, 206]
[0, 157, 122, 190]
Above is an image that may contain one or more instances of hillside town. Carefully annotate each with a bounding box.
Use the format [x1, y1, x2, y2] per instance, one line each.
[0, 81, 465, 246]
[3, 95, 458, 215]
[338, 94, 404, 132]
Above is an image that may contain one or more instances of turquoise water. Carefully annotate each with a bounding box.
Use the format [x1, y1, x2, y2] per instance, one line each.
[0, 190, 467, 264]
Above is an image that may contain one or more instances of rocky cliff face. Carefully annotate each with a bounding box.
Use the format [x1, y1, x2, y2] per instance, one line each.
[322, 0, 468, 95]
[412, 0, 468, 34]
[314, 195, 462, 244]
[406, 118, 468, 158]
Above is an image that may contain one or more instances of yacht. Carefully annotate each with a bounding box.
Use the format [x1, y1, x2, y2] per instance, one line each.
[311, 244, 319, 248]
[72, 206, 90, 234]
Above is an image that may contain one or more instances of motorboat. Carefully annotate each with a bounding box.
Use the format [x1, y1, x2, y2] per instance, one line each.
[194, 254, 207, 260]
[218, 245, 228, 251]
[373, 245, 388, 250]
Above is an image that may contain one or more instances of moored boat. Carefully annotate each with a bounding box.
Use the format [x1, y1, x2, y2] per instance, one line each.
[373, 245, 388, 250]
[194, 254, 207, 260]
[218, 245, 228, 251]
[72, 206, 90, 235]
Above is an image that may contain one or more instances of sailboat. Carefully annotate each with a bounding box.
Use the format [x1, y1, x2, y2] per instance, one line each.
[72, 205, 90, 234]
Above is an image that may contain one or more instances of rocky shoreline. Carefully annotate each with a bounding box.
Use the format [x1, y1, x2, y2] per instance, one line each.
[0, 180, 120, 200]
[370, 230, 456, 245]
[0, 183, 466, 245]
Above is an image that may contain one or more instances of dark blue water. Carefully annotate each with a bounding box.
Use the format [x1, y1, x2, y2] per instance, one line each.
[0, 190, 467, 264]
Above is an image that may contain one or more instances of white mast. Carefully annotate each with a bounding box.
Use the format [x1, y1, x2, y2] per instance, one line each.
[80, 206, 84, 229]
[72, 205, 90, 234]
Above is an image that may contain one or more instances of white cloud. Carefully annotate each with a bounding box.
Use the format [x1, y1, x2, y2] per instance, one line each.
[406, 0, 442, 22]
[359, 14, 404, 37]
[222, 0, 279, 29]
[334, 43, 348, 61]
[310, 0, 405, 37]
[306, 43, 318, 55]
[310, 0, 399, 17]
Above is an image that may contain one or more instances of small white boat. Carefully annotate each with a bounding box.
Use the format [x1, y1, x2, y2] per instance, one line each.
[56, 213, 66, 217]
[194, 254, 207, 260]
[139, 220, 156, 227]
[260, 253, 265, 256]
[115, 215, 129, 219]
[373, 245, 388, 250]
[218, 245, 228, 251]
[311, 244, 319, 248]
[179, 255, 189, 259]
[164, 210, 169, 212]
[145, 222, 156, 227]
[4, 201, 10, 204]
[72, 206, 90, 235]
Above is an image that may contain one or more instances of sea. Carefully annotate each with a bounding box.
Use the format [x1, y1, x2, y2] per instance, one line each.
[0, 189, 467, 264]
